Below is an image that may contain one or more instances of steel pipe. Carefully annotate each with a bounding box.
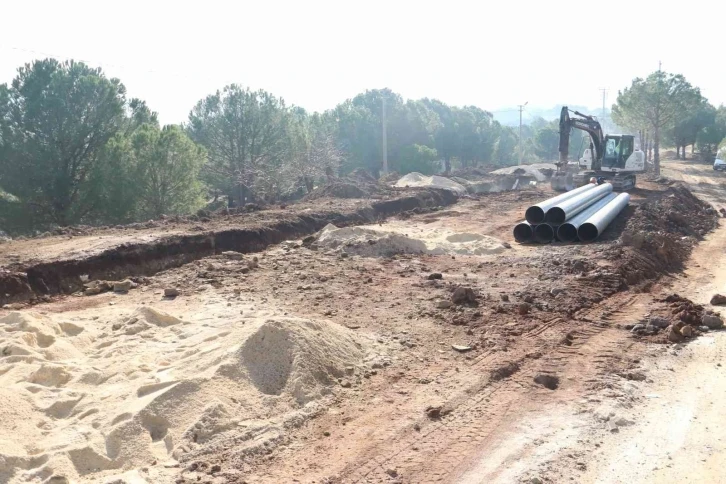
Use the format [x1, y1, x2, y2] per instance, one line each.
[577, 193, 630, 242]
[544, 183, 613, 224]
[556, 193, 618, 242]
[533, 223, 557, 243]
[513, 221, 534, 243]
[524, 182, 596, 224]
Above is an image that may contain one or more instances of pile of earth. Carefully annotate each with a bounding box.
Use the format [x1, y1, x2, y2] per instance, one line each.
[451, 165, 497, 178]
[490, 163, 557, 182]
[395, 172, 468, 194]
[305, 169, 391, 200]
[610, 184, 719, 286]
[378, 170, 402, 185]
[309, 223, 507, 257]
[629, 293, 723, 342]
[304, 182, 371, 200]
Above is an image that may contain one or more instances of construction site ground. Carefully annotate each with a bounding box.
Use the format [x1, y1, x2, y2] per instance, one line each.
[1, 159, 725, 484]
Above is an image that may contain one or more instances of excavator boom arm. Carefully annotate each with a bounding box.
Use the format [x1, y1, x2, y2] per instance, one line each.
[558, 106, 604, 170]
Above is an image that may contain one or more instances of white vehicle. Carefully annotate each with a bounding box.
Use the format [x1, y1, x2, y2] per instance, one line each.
[714, 158, 726, 171]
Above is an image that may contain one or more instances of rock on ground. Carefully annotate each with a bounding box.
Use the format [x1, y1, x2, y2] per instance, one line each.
[451, 286, 476, 305]
[702, 313, 724, 329]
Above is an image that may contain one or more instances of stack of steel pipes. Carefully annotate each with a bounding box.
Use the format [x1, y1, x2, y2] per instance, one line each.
[513, 182, 630, 243]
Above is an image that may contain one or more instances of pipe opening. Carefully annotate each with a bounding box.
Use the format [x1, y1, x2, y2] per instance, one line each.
[513, 223, 533, 243]
[557, 224, 578, 243]
[533, 224, 554, 243]
[545, 207, 566, 225]
[525, 206, 546, 224]
[577, 223, 599, 242]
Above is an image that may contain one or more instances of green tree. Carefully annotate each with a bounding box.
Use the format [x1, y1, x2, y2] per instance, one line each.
[132, 125, 206, 218]
[395, 144, 439, 175]
[87, 133, 138, 224]
[455, 106, 496, 166]
[612, 71, 700, 175]
[87, 100, 161, 224]
[697, 105, 726, 160]
[666, 92, 710, 159]
[285, 111, 342, 193]
[420, 99, 459, 173]
[329, 100, 379, 175]
[187, 84, 288, 205]
[534, 127, 559, 160]
[492, 123, 518, 165]
[0, 59, 126, 225]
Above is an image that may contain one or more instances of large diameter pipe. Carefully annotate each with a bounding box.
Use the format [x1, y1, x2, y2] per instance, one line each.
[533, 224, 558, 243]
[556, 193, 618, 242]
[525, 182, 596, 224]
[544, 183, 613, 224]
[513, 221, 534, 243]
[577, 193, 630, 242]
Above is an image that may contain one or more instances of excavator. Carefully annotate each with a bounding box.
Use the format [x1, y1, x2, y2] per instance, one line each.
[551, 106, 645, 191]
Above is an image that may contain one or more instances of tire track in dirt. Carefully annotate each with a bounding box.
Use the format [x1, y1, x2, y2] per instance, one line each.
[336, 294, 648, 483]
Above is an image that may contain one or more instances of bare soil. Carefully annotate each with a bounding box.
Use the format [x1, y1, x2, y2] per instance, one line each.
[1, 162, 724, 484]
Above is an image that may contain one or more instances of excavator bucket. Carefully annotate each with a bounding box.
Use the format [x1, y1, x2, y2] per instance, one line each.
[550, 173, 574, 192]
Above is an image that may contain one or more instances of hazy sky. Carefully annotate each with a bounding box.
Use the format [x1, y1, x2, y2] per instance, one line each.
[2, 0, 724, 125]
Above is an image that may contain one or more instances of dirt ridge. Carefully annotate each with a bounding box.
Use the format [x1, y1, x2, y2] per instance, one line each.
[0, 189, 457, 306]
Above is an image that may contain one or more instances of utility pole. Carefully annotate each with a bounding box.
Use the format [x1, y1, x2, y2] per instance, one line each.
[518, 102, 528, 166]
[381, 94, 388, 174]
[599, 88, 608, 129]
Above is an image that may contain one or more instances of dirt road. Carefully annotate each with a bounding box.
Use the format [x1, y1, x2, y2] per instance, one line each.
[455, 160, 726, 484]
[570, 161, 726, 484]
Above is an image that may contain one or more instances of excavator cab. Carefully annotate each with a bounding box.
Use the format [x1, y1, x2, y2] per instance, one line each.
[601, 135, 635, 169]
[552, 107, 644, 191]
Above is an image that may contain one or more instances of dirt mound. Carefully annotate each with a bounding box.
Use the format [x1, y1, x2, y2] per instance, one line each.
[395, 173, 467, 194]
[313, 224, 428, 256]
[312, 223, 506, 257]
[615, 185, 719, 285]
[452, 165, 496, 178]
[238, 318, 364, 404]
[631, 294, 722, 342]
[490, 163, 557, 182]
[378, 170, 401, 185]
[305, 182, 370, 200]
[304, 169, 388, 201]
[348, 168, 378, 185]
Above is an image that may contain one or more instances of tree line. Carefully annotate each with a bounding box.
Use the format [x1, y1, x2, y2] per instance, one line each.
[0, 59, 530, 234]
[1, 59, 725, 234]
[612, 70, 726, 175]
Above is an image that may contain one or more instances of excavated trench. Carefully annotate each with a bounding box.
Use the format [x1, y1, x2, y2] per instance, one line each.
[0, 189, 457, 306]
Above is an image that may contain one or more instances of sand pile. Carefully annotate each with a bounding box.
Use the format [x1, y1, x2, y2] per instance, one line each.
[313, 223, 506, 257]
[0, 307, 368, 483]
[237, 318, 363, 403]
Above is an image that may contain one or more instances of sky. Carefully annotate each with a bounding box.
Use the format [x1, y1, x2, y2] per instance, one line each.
[2, 0, 724, 126]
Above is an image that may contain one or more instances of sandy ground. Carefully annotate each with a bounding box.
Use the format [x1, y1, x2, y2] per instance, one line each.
[1, 161, 724, 484]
